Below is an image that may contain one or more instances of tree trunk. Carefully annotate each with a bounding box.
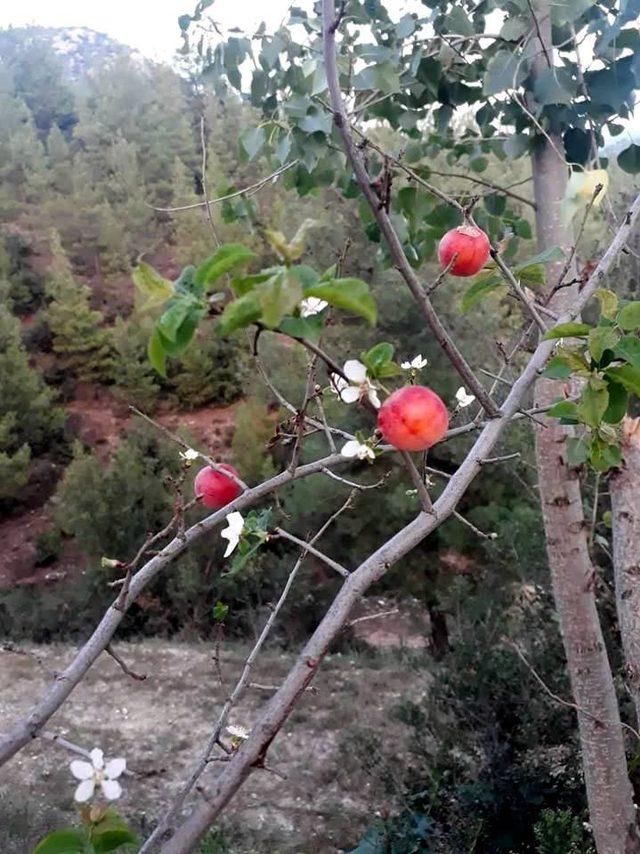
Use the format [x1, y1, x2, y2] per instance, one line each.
[531, 7, 638, 851]
[612, 418, 640, 729]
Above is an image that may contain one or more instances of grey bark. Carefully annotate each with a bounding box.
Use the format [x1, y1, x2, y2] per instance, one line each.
[612, 418, 640, 729]
[531, 6, 638, 851]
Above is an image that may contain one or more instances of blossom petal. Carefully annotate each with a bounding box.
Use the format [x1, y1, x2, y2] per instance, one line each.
[226, 511, 244, 535]
[368, 388, 381, 409]
[330, 374, 348, 393]
[222, 535, 239, 558]
[105, 758, 126, 779]
[70, 760, 94, 781]
[89, 748, 104, 770]
[339, 386, 360, 404]
[340, 440, 361, 458]
[101, 779, 122, 801]
[401, 361, 412, 370]
[74, 779, 95, 803]
[343, 360, 367, 383]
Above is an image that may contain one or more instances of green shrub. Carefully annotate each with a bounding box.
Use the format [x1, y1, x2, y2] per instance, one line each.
[533, 808, 594, 854]
[168, 323, 248, 409]
[0, 302, 65, 503]
[231, 397, 276, 483]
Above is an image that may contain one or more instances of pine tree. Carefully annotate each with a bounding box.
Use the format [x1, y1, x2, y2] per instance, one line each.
[45, 230, 113, 382]
[46, 124, 74, 195]
[111, 316, 161, 411]
[170, 156, 213, 265]
[0, 301, 64, 501]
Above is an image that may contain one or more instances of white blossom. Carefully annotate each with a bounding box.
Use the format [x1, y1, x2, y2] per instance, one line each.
[330, 360, 380, 408]
[221, 511, 244, 558]
[179, 448, 199, 463]
[70, 748, 126, 803]
[455, 386, 476, 408]
[227, 724, 249, 741]
[340, 439, 375, 461]
[401, 355, 428, 371]
[300, 297, 328, 317]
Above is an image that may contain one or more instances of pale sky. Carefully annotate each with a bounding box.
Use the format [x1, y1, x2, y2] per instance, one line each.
[0, 0, 295, 61]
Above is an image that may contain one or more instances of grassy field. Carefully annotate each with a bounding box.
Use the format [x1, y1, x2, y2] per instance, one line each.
[0, 640, 431, 853]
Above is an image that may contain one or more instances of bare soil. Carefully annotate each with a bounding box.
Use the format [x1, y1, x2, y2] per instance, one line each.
[0, 641, 429, 853]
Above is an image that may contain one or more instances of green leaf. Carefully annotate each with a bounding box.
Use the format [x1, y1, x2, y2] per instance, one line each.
[542, 356, 573, 379]
[618, 144, 640, 174]
[589, 439, 622, 472]
[614, 335, 640, 368]
[34, 829, 86, 854]
[543, 322, 591, 340]
[132, 262, 173, 307]
[533, 67, 577, 105]
[148, 328, 167, 377]
[514, 247, 565, 284]
[213, 600, 229, 621]
[217, 291, 262, 336]
[194, 245, 255, 289]
[483, 51, 524, 95]
[578, 381, 609, 428]
[617, 301, 640, 331]
[444, 6, 474, 36]
[594, 288, 618, 320]
[484, 193, 506, 216]
[304, 278, 377, 325]
[231, 271, 276, 296]
[514, 218, 532, 239]
[240, 126, 266, 160]
[602, 380, 629, 424]
[361, 342, 394, 370]
[566, 437, 588, 467]
[461, 274, 505, 312]
[90, 811, 138, 853]
[255, 270, 303, 328]
[588, 325, 620, 362]
[548, 400, 581, 422]
[353, 62, 400, 93]
[279, 313, 325, 343]
[605, 364, 640, 397]
[158, 300, 191, 343]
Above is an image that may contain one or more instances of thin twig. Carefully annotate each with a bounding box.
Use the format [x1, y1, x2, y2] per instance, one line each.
[400, 451, 434, 513]
[453, 511, 495, 540]
[504, 638, 640, 741]
[552, 184, 603, 295]
[130, 407, 248, 491]
[105, 644, 148, 682]
[199, 116, 220, 246]
[429, 169, 535, 209]
[274, 527, 350, 577]
[491, 248, 548, 333]
[152, 161, 298, 213]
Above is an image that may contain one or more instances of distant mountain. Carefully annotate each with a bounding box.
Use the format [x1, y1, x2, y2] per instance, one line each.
[0, 25, 142, 80]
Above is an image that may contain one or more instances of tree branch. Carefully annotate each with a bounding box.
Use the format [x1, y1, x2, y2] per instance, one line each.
[320, 23, 499, 417]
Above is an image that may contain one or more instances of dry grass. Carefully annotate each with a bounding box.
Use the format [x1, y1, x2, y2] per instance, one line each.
[0, 640, 430, 852]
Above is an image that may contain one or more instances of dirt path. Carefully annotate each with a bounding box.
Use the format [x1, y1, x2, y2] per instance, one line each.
[0, 641, 427, 853]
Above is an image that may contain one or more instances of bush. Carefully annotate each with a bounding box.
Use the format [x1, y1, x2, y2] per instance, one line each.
[231, 397, 276, 483]
[34, 527, 62, 566]
[0, 302, 65, 504]
[168, 323, 248, 409]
